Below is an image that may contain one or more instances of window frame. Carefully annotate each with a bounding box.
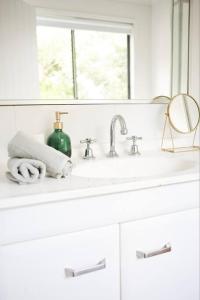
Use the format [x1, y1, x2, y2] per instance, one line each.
[36, 14, 134, 100]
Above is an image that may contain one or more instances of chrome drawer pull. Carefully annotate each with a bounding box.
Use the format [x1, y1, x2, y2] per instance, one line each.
[136, 243, 172, 259]
[65, 259, 106, 278]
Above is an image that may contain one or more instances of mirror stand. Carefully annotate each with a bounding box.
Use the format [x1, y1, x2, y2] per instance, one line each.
[161, 112, 200, 153]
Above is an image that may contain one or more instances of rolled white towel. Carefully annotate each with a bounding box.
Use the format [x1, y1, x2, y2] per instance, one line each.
[7, 158, 46, 184]
[8, 131, 72, 178]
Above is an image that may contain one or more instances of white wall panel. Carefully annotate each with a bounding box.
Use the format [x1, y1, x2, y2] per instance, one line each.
[151, 0, 172, 98]
[0, 0, 39, 99]
[0, 103, 166, 157]
[189, 0, 200, 100]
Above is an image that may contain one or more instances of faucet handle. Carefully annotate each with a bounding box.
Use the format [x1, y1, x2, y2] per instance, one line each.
[80, 138, 96, 145]
[80, 138, 96, 159]
[126, 136, 142, 155]
[127, 136, 142, 143]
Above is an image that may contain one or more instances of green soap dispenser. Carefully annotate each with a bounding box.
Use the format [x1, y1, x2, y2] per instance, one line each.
[47, 111, 72, 157]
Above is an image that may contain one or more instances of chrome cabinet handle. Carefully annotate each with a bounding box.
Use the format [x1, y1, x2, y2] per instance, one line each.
[136, 243, 172, 259]
[65, 259, 106, 278]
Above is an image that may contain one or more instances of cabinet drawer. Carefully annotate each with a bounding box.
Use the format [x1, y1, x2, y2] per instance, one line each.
[0, 225, 120, 300]
[121, 209, 199, 300]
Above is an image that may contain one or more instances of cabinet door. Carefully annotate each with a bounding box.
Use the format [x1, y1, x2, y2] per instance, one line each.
[121, 209, 199, 300]
[0, 225, 120, 300]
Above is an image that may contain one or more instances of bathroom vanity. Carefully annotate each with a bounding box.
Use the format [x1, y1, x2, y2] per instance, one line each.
[0, 0, 199, 297]
[0, 151, 199, 300]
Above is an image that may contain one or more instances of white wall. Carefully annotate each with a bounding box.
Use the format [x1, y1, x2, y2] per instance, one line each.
[151, 0, 172, 98]
[189, 0, 200, 100]
[0, 103, 166, 158]
[0, 0, 39, 99]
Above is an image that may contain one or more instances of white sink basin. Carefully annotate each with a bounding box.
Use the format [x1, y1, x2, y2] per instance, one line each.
[72, 156, 195, 179]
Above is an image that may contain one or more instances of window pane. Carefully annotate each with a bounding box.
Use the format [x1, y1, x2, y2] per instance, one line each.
[75, 30, 128, 99]
[36, 26, 73, 99]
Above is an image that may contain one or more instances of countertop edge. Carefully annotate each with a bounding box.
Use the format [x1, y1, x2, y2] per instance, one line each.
[0, 173, 199, 210]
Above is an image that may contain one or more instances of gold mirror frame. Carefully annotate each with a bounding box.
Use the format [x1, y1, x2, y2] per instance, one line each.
[168, 94, 200, 134]
[152, 95, 171, 104]
[161, 94, 200, 153]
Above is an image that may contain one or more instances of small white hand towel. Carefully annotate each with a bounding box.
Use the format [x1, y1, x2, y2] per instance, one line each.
[7, 158, 46, 184]
[8, 131, 72, 178]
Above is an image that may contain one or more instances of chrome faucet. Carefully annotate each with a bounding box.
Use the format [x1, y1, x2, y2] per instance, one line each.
[108, 115, 128, 157]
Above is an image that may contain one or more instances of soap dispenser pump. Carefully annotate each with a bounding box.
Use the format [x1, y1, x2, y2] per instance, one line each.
[47, 112, 72, 157]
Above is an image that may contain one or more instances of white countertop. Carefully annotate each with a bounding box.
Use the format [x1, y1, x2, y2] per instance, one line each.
[0, 151, 199, 210]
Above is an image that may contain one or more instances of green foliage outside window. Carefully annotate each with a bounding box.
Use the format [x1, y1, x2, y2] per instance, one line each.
[37, 25, 129, 100]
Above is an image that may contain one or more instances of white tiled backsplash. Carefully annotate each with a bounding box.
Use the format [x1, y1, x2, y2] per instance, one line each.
[0, 103, 168, 158]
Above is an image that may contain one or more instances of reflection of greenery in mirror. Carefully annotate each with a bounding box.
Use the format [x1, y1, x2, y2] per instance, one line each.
[37, 25, 130, 100]
[37, 26, 74, 99]
[75, 30, 128, 99]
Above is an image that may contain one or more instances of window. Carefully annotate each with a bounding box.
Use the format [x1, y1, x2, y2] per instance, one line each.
[36, 17, 133, 100]
[37, 26, 74, 99]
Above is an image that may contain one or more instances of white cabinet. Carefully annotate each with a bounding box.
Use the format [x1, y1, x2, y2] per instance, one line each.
[121, 208, 199, 300]
[0, 179, 199, 300]
[0, 225, 120, 300]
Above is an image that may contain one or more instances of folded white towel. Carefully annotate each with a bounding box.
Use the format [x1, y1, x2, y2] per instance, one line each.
[8, 131, 72, 178]
[7, 158, 46, 184]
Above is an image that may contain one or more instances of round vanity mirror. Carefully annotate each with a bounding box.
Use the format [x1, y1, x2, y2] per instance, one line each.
[168, 94, 200, 134]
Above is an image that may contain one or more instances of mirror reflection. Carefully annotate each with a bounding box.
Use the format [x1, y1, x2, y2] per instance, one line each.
[0, 0, 190, 102]
[168, 94, 200, 133]
[172, 0, 190, 96]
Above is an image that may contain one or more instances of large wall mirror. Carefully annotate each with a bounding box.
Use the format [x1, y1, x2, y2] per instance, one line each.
[0, 0, 190, 103]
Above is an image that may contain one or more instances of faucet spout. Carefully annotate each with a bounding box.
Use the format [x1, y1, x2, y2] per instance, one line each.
[108, 115, 128, 157]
